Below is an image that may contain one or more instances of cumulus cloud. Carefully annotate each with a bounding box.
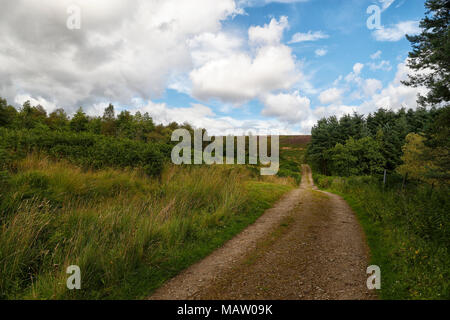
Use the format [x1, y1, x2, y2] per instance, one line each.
[353, 63, 364, 75]
[188, 32, 244, 67]
[190, 16, 300, 103]
[344, 63, 364, 84]
[190, 46, 298, 103]
[315, 59, 427, 125]
[373, 20, 421, 41]
[0, 0, 238, 113]
[362, 79, 383, 97]
[313, 104, 356, 120]
[248, 16, 289, 45]
[359, 59, 428, 112]
[261, 91, 312, 124]
[131, 99, 302, 135]
[319, 88, 343, 105]
[288, 31, 329, 43]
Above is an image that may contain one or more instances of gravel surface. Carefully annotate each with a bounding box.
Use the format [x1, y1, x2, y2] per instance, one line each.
[149, 165, 376, 300]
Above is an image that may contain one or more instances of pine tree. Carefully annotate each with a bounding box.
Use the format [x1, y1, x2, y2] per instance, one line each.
[403, 0, 450, 106]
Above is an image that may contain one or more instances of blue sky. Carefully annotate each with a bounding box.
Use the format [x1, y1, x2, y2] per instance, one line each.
[0, 0, 428, 134]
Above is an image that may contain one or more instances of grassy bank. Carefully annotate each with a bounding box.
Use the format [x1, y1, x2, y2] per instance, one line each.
[313, 174, 449, 300]
[0, 155, 294, 299]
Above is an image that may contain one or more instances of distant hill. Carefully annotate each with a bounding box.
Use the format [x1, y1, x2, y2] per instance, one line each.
[280, 135, 311, 148]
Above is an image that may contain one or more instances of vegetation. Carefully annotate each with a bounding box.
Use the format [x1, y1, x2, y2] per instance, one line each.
[0, 97, 303, 300]
[314, 174, 449, 299]
[277, 136, 310, 184]
[307, 0, 449, 299]
[0, 155, 294, 299]
[306, 107, 442, 176]
[307, 107, 449, 299]
[404, 0, 450, 106]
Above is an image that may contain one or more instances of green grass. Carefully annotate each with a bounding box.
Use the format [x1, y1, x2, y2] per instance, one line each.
[314, 174, 449, 300]
[0, 155, 294, 299]
[278, 136, 308, 184]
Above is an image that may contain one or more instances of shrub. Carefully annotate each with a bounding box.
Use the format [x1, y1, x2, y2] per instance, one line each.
[0, 128, 166, 176]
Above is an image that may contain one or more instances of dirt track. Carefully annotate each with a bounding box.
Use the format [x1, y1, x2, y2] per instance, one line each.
[149, 165, 376, 300]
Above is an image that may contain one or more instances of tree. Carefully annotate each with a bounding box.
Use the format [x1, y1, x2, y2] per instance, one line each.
[46, 108, 69, 130]
[403, 0, 450, 106]
[18, 101, 48, 129]
[133, 111, 155, 141]
[397, 133, 434, 183]
[70, 107, 89, 132]
[87, 117, 102, 134]
[117, 110, 134, 139]
[306, 116, 340, 175]
[330, 142, 357, 176]
[101, 104, 117, 136]
[102, 103, 115, 121]
[422, 105, 450, 184]
[330, 137, 385, 176]
[0, 98, 17, 127]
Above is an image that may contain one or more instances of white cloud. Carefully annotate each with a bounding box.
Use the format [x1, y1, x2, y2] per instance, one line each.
[288, 31, 329, 43]
[190, 17, 300, 103]
[373, 20, 421, 42]
[14, 94, 59, 114]
[132, 99, 305, 135]
[319, 88, 343, 105]
[238, 0, 310, 8]
[315, 49, 327, 57]
[353, 63, 364, 75]
[313, 104, 356, 120]
[370, 50, 382, 60]
[188, 32, 244, 67]
[345, 63, 364, 84]
[316, 59, 427, 123]
[0, 0, 239, 113]
[368, 60, 392, 71]
[190, 45, 299, 103]
[261, 91, 312, 124]
[359, 59, 428, 113]
[362, 79, 383, 97]
[378, 0, 395, 11]
[249, 16, 288, 45]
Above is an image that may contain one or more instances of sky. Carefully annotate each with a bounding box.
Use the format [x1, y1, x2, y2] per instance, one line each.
[0, 0, 429, 134]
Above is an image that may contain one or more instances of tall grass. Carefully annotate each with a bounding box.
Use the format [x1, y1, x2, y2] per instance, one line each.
[314, 174, 449, 299]
[0, 155, 294, 299]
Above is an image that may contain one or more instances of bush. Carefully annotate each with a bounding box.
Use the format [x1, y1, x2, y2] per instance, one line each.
[0, 128, 166, 176]
[315, 174, 449, 299]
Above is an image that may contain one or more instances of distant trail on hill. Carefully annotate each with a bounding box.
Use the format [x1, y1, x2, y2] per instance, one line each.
[149, 165, 375, 300]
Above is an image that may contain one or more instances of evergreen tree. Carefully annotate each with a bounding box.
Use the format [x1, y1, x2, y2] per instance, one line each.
[403, 0, 450, 105]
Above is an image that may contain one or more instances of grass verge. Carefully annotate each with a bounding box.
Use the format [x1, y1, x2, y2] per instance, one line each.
[0, 155, 294, 299]
[313, 174, 449, 300]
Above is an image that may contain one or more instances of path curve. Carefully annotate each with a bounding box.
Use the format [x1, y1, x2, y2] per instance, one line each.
[149, 165, 375, 300]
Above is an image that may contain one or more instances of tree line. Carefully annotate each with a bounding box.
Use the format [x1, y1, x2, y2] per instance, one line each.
[0, 99, 195, 143]
[306, 106, 449, 186]
[0, 99, 200, 177]
[308, 0, 449, 185]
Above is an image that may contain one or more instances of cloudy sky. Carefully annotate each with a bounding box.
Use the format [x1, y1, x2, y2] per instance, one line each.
[0, 0, 428, 134]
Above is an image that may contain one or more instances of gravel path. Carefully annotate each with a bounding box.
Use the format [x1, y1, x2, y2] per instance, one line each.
[149, 165, 376, 300]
